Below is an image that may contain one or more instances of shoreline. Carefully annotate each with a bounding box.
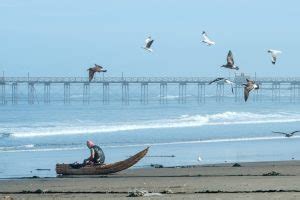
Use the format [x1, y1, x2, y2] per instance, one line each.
[1, 159, 299, 179]
[1, 160, 300, 199]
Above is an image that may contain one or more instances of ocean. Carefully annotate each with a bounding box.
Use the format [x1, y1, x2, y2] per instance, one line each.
[0, 85, 300, 178]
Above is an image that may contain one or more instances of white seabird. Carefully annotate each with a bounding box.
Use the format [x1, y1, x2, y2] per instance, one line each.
[202, 31, 215, 46]
[197, 156, 202, 162]
[142, 36, 154, 52]
[209, 77, 235, 94]
[267, 49, 282, 64]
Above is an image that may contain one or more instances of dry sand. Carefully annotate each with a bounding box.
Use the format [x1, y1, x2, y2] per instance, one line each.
[1, 161, 300, 199]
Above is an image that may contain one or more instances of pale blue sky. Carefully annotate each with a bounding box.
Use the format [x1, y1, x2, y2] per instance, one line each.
[0, 0, 299, 77]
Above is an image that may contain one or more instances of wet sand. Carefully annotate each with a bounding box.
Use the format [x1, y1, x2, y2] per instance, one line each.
[1, 160, 300, 199]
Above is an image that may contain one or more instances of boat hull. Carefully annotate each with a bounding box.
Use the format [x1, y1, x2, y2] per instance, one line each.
[56, 147, 149, 175]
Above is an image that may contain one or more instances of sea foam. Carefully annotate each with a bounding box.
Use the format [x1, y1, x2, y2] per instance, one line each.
[4, 111, 300, 138]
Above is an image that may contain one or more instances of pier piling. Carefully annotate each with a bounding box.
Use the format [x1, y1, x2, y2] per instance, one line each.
[178, 83, 187, 104]
[159, 82, 167, 104]
[11, 83, 18, 104]
[102, 82, 109, 104]
[140, 82, 148, 104]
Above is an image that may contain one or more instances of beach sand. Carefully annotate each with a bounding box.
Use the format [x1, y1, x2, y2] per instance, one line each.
[1, 160, 300, 199]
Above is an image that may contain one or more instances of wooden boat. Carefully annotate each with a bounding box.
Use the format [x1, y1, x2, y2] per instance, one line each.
[56, 147, 149, 175]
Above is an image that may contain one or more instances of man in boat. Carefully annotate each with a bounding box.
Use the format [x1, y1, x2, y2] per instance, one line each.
[83, 140, 105, 165]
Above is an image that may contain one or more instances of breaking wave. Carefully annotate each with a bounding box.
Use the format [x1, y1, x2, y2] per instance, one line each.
[0, 144, 35, 151]
[3, 111, 300, 138]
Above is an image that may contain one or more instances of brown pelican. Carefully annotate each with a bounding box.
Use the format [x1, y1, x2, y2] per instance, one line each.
[243, 79, 259, 102]
[268, 49, 282, 64]
[142, 36, 154, 52]
[221, 50, 239, 70]
[209, 77, 235, 94]
[272, 131, 300, 138]
[87, 64, 107, 82]
[202, 31, 215, 46]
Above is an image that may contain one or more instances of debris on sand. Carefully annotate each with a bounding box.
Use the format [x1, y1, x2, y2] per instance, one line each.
[232, 163, 242, 167]
[161, 189, 174, 194]
[1, 196, 14, 200]
[262, 171, 281, 176]
[128, 189, 147, 197]
[127, 189, 162, 197]
[35, 189, 45, 194]
[150, 164, 164, 168]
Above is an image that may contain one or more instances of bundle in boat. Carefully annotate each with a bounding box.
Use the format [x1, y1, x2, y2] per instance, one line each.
[56, 147, 149, 175]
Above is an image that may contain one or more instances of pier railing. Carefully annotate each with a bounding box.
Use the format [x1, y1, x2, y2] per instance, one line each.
[1, 76, 214, 83]
[1, 76, 300, 104]
[2, 76, 300, 83]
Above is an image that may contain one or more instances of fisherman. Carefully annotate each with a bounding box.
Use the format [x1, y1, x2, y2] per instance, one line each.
[83, 140, 105, 165]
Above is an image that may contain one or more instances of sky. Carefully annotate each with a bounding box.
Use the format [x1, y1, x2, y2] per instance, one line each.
[0, 0, 299, 77]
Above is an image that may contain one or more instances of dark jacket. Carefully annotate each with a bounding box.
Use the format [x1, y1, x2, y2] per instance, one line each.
[90, 145, 105, 164]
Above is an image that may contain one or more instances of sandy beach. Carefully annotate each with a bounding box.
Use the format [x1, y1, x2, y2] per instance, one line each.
[1, 0, 299, 199]
[1, 160, 300, 199]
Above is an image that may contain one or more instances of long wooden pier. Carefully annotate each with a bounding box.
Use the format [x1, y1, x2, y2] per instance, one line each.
[1, 75, 300, 104]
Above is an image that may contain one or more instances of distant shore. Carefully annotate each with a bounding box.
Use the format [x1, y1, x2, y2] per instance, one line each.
[1, 160, 300, 199]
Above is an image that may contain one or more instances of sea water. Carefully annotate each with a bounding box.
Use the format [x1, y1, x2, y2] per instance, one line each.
[0, 85, 300, 178]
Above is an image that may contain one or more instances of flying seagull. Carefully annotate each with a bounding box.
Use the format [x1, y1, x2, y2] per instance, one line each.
[221, 50, 239, 70]
[267, 49, 282, 64]
[202, 31, 215, 46]
[87, 64, 107, 82]
[272, 131, 300, 138]
[243, 79, 259, 102]
[209, 77, 235, 94]
[142, 36, 154, 52]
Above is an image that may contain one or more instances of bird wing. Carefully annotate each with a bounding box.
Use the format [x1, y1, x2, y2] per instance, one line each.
[272, 131, 287, 135]
[94, 64, 103, 70]
[272, 50, 282, 55]
[209, 78, 224, 84]
[290, 131, 300, 135]
[246, 79, 255, 84]
[88, 69, 96, 82]
[227, 50, 234, 65]
[146, 39, 154, 48]
[244, 84, 254, 101]
[224, 79, 234, 84]
[145, 37, 151, 43]
[202, 32, 210, 41]
[223, 79, 234, 94]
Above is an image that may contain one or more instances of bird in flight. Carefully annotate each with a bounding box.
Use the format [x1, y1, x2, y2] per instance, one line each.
[272, 131, 300, 138]
[209, 77, 235, 94]
[202, 31, 215, 46]
[221, 50, 239, 70]
[243, 79, 259, 102]
[267, 49, 282, 65]
[142, 36, 154, 52]
[87, 64, 107, 82]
